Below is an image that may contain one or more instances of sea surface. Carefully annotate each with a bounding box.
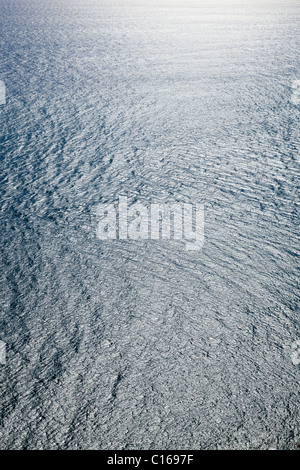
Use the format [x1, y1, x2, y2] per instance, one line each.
[0, 0, 299, 450]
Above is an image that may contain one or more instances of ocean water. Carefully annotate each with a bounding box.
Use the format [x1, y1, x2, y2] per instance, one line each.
[0, 0, 299, 450]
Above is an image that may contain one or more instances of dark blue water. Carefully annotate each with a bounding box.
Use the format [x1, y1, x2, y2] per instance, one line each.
[0, 0, 299, 449]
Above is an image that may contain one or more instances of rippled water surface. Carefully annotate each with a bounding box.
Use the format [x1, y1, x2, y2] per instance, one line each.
[0, 0, 299, 449]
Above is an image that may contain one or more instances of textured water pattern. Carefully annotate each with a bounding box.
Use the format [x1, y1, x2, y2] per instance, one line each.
[0, 0, 299, 450]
